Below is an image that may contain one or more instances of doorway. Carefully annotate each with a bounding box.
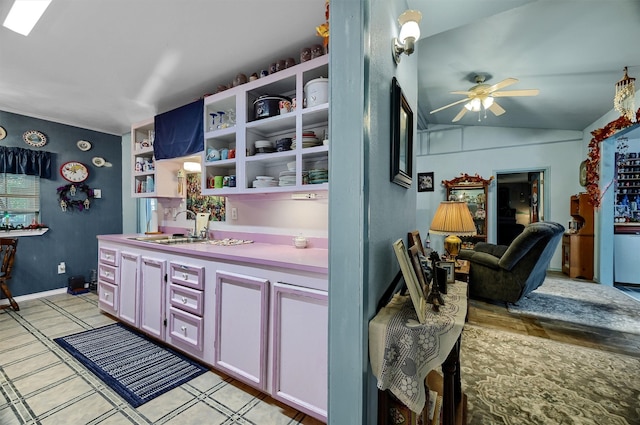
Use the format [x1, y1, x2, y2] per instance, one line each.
[496, 170, 545, 245]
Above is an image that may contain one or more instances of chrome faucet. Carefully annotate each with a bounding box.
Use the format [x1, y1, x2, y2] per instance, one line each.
[174, 210, 197, 237]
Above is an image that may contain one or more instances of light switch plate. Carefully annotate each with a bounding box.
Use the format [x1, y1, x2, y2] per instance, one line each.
[94, 189, 102, 198]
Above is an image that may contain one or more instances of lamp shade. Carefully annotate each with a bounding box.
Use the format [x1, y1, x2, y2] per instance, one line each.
[429, 201, 477, 236]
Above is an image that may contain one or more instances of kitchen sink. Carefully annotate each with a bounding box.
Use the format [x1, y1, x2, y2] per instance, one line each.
[129, 235, 253, 246]
[129, 235, 206, 244]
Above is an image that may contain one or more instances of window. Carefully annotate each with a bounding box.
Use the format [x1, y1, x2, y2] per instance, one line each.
[0, 173, 39, 227]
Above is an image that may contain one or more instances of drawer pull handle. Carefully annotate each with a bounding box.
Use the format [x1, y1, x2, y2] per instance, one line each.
[182, 273, 189, 280]
[181, 326, 187, 335]
[181, 297, 188, 304]
[105, 294, 110, 299]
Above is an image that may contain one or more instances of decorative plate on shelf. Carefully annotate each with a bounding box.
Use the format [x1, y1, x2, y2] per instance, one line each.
[23, 130, 47, 147]
[77, 140, 92, 151]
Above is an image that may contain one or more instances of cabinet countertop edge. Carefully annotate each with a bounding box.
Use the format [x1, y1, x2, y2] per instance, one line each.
[97, 234, 328, 275]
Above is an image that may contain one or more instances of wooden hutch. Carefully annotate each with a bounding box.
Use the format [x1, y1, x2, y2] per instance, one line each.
[562, 193, 594, 279]
[442, 173, 494, 247]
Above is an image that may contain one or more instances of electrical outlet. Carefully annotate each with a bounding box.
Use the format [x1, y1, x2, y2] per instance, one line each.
[57, 262, 66, 274]
[231, 208, 238, 220]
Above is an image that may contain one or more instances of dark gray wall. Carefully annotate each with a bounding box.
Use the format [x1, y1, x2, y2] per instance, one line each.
[0, 111, 122, 297]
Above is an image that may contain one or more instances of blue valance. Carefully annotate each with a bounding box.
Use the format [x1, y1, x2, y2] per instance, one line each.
[0, 147, 52, 179]
[153, 99, 204, 160]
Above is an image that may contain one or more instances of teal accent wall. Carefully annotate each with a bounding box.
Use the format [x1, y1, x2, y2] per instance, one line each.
[0, 111, 122, 297]
[328, 0, 419, 423]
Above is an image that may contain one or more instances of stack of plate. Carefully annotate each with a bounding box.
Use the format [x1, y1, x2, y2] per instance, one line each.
[254, 140, 275, 154]
[291, 131, 322, 149]
[308, 168, 328, 184]
[278, 170, 296, 186]
[252, 176, 278, 188]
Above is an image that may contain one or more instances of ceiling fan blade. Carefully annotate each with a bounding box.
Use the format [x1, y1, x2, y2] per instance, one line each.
[487, 78, 518, 93]
[450, 90, 473, 95]
[492, 89, 540, 97]
[452, 106, 468, 122]
[488, 101, 506, 116]
[430, 98, 470, 114]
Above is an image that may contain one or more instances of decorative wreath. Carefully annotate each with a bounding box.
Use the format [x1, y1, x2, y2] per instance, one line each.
[585, 108, 640, 208]
[57, 183, 95, 212]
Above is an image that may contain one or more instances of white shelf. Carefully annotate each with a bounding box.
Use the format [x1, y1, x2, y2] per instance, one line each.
[201, 55, 329, 196]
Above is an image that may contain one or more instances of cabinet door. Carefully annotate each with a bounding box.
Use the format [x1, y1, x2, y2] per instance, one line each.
[271, 282, 328, 421]
[214, 271, 269, 390]
[119, 252, 140, 327]
[140, 256, 166, 339]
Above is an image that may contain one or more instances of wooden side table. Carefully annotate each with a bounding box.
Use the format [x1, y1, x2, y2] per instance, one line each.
[454, 260, 470, 283]
[370, 282, 468, 425]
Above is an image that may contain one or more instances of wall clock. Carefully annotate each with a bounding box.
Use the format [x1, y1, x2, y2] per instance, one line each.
[579, 160, 587, 187]
[60, 161, 89, 183]
[23, 130, 47, 147]
[0, 126, 6, 140]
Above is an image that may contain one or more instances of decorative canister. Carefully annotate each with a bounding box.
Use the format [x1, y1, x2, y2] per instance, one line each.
[304, 77, 328, 107]
[229, 175, 236, 187]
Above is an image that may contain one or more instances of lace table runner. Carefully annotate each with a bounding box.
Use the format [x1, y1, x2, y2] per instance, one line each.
[369, 281, 467, 413]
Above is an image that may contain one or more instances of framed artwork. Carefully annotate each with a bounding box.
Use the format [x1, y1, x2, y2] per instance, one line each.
[408, 243, 428, 293]
[393, 239, 427, 323]
[417, 172, 434, 192]
[437, 260, 456, 283]
[407, 230, 425, 256]
[390, 77, 413, 189]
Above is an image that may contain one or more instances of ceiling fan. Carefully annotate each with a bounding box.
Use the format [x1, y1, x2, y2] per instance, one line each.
[430, 75, 539, 122]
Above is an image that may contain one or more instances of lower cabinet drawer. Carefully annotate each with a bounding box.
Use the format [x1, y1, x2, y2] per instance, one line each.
[98, 281, 118, 314]
[99, 263, 118, 285]
[169, 283, 204, 316]
[168, 307, 204, 352]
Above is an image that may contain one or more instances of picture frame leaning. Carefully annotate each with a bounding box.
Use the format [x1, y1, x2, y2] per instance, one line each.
[393, 239, 427, 323]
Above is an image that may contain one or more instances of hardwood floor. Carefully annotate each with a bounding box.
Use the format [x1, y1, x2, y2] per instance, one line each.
[466, 272, 640, 358]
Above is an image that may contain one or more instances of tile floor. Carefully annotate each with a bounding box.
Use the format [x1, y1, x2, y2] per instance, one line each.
[0, 292, 324, 425]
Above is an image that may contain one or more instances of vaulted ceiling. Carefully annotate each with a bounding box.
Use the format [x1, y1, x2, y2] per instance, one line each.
[1, 0, 639, 135]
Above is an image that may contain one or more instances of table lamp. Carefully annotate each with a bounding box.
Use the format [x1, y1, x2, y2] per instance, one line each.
[429, 201, 477, 263]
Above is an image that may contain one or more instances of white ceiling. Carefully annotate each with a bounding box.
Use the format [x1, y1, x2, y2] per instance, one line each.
[1, 0, 639, 135]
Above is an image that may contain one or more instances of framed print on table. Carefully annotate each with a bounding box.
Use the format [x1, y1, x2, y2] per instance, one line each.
[390, 77, 413, 189]
[393, 239, 427, 323]
[437, 260, 456, 283]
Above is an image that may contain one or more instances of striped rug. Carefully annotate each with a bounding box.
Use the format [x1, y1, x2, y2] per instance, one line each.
[54, 323, 208, 407]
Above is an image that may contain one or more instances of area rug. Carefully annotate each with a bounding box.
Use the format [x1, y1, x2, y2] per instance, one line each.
[54, 323, 208, 407]
[507, 276, 640, 334]
[460, 324, 640, 425]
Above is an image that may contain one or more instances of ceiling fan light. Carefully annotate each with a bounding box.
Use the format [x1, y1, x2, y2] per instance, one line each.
[482, 96, 494, 109]
[466, 98, 481, 112]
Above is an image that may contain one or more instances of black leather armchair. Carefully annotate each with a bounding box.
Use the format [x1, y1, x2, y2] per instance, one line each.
[458, 221, 565, 303]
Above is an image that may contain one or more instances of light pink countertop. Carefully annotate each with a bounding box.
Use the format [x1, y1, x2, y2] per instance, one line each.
[97, 233, 328, 275]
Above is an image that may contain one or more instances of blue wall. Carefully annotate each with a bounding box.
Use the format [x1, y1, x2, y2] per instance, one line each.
[0, 111, 122, 297]
[328, 0, 419, 423]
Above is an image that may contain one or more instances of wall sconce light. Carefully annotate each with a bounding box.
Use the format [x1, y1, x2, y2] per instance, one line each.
[393, 10, 422, 64]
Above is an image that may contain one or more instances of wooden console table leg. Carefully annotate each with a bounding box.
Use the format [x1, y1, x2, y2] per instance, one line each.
[441, 337, 461, 425]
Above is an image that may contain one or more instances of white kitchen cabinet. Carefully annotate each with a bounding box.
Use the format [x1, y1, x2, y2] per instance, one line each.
[615, 233, 640, 284]
[214, 270, 270, 390]
[167, 261, 207, 359]
[118, 251, 140, 327]
[271, 282, 328, 421]
[139, 256, 167, 340]
[97, 245, 120, 316]
[202, 55, 329, 196]
[131, 118, 186, 198]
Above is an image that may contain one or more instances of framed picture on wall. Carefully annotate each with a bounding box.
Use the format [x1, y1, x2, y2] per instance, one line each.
[390, 77, 413, 189]
[417, 172, 434, 192]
